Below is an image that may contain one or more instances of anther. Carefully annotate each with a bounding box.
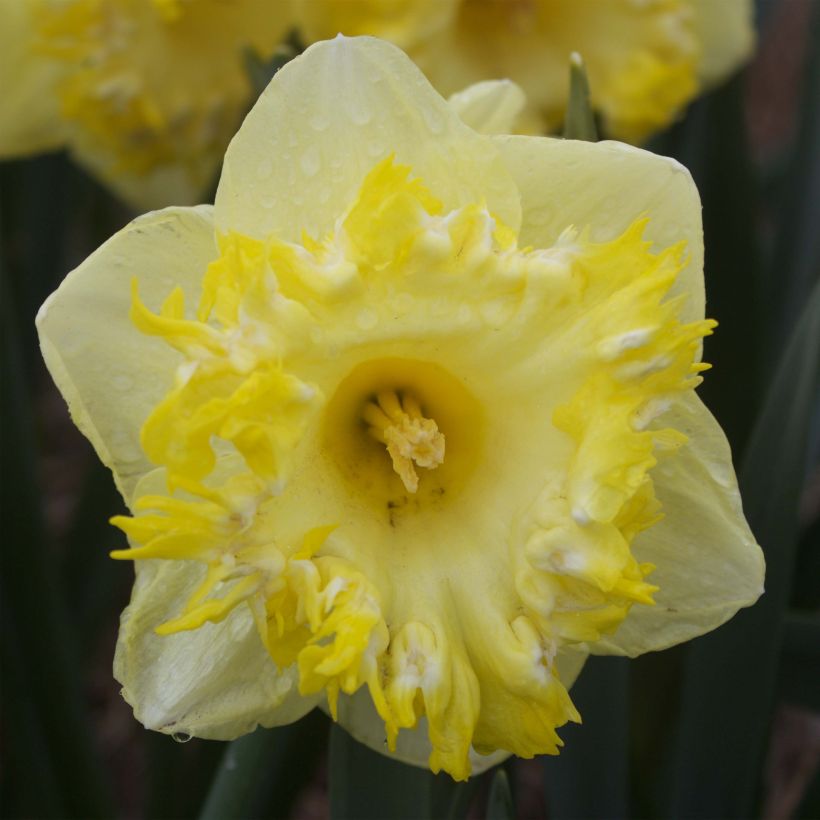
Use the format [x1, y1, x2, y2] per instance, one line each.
[364, 391, 445, 493]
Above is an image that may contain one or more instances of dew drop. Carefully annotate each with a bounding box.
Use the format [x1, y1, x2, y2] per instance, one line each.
[367, 140, 384, 158]
[259, 195, 276, 209]
[348, 98, 372, 126]
[300, 146, 321, 178]
[112, 374, 133, 391]
[110, 429, 140, 463]
[172, 732, 192, 743]
[393, 292, 414, 312]
[310, 113, 329, 132]
[356, 308, 378, 330]
[256, 157, 272, 179]
[528, 206, 555, 227]
[422, 107, 444, 134]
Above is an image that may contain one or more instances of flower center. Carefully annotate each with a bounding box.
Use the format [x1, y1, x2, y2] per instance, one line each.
[323, 357, 482, 517]
[364, 390, 445, 493]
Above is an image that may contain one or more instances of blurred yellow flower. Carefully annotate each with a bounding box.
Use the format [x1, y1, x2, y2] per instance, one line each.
[0, 0, 289, 210]
[296, 0, 755, 141]
[37, 37, 764, 779]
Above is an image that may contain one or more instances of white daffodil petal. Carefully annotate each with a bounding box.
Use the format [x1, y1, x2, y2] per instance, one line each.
[594, 393, 764, 657]
[215, 36, 521, 242]
[448, 80, 527, 135]
[115, 469, 319, 739]
[36, 206, 217, 502]
[492, 135, 705, 324]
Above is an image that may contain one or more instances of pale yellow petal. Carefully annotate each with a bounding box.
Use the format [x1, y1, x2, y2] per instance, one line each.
[115, 467, 319, 739]
[0, 0, 67, 157]
[492, 135, 705, 324]
[593, 393, 764, 657]
[36, 206, 217, 503]
[448, 80, 526, 135]
[215, 36, 520, 242]
[690, 0, 755, 87]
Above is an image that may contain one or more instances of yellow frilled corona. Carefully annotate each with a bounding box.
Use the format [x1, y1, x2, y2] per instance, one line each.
[37, 37, 764, 779]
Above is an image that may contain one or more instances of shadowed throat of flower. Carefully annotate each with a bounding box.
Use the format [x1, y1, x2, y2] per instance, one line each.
[111, 155, 714, 780]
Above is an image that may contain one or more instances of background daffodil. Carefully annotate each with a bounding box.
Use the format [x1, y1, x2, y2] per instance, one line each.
[0, 0, 290, 211]
[1, 0, 755, 211]
[36, 37, 764, 780]
[296, 0, 755, 141]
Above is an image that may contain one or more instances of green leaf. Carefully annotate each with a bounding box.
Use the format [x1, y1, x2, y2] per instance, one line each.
[543, 657, 629, 819]
[562, 53, 598, 142]
[328, 724, 480, 820]
[62, 457, 131, 660]
[199, 712, 327, 820]
[763, 1, 820, 368]
[651, 73, 765, 455]
[0, 239, 113, 819]
[199, 730, 277, 820]
[778, 611, 820, 711]
[487, 770, 515, 820]
[668, 276, 820, 818]
[243, 29, 305, 99]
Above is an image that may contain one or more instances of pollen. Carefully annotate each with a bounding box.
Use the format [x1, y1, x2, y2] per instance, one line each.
[364, 390, 446, 493]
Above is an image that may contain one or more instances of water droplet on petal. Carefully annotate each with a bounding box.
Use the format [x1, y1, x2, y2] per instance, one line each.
[348, 98, 371, 126]
[422, 107, 444, 134]
[528, 206, 555, 227]
[310, 114, 329, 132]
[172, 732, 192, 743]
[356, 308, 378, 330]
[256, 158, 272, 179]
[300, 146, 321, 178]
[112, 374, 133, 391]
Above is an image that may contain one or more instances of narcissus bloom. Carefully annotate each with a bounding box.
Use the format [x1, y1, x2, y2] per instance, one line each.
[0, 0, 289, 210]
[296, 0, 755, 141]
[37, 37, 764, 779]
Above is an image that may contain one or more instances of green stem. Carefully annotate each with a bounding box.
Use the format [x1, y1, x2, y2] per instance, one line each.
[563, 53, 598, 142]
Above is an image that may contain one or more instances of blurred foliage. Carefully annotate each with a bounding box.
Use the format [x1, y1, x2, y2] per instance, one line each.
[1, 1, 818, 818]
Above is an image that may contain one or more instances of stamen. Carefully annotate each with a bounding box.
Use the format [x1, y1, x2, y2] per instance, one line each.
[364, 391, 445, 493]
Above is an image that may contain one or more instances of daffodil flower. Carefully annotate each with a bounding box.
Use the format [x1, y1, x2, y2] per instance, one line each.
[296, 0, 755, 141]
[0, 0, 289, 210]
[37, 37, 764, 780]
